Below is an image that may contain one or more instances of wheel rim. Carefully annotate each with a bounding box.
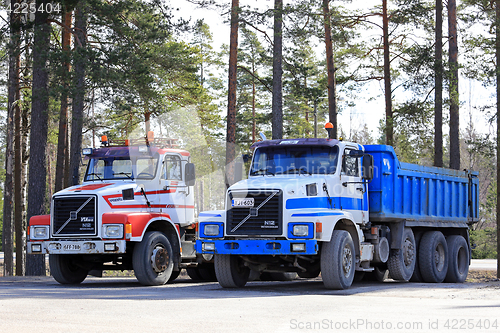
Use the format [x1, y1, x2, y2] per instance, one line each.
[434, 243, 445, 272]
[150, 245, 169, 273]
[403, 237, 415, 267]
[342, 244, 353, 277]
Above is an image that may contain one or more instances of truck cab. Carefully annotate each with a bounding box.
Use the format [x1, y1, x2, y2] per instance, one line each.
[27, 134, 201, 285]
[196, 135, 478, 289]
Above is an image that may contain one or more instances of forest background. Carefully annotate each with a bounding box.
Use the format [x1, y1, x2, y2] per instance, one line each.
[0, 0, 498, 275]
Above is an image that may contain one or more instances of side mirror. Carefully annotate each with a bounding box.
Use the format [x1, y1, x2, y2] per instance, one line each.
[185, 163, 196, 186]
[362, 154, 374, 180]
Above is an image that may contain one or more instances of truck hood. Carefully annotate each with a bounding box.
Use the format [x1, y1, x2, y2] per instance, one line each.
[53, 181, 142, 198]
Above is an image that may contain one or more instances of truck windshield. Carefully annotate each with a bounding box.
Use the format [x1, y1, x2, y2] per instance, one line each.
[85, 155, 159, 181]
[250, 145, 339, 176]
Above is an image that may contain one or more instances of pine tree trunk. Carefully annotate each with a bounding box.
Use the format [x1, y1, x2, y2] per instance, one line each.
[495, 0, 500, 279]
[226, 0, 238, 188]
[271, 0, 283, 140]
[434, 0, 443, 167]
[70, 2, 87, 186]
[383, 0, 393, 146]
[3, 0, 20, 277]
[448, 0, 460, 170]
[26, 0, 51, 276]
[55, 10, 72, 193]
[14, 40, 24, 276]
[323, 0, 337, 139]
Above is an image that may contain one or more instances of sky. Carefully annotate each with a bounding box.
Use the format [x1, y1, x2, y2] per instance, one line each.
[177, 0, 496, 141]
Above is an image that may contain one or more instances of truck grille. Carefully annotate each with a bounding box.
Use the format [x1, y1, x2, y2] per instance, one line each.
[227, 190, 282, 236]
[52, 196, 97, 237]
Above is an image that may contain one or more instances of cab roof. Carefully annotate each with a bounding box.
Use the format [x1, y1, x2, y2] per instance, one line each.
[250, 138, 340, 150]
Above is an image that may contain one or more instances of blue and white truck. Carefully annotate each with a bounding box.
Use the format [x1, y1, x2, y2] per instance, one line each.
[196, 133, 479, 289]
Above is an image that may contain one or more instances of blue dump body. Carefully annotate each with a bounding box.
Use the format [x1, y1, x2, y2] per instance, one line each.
[364, 145, 479, 226]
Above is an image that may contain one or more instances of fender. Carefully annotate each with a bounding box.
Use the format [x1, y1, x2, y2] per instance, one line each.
[291, 210, 362, 257]
[101, 212, 179, 243]
[29, 214, 50, 226]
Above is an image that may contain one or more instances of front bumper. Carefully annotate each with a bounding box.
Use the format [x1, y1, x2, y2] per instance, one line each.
[195, 239, 318, 255]
[27, 240, 127, 255]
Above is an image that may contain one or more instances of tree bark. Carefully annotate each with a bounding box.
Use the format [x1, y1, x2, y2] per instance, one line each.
[55, 10, 72, 193]
[434, 0, 443, 167]
[14, 35, 24, 276]
[496, 0, 500, 279]
[26, 0, 51, 276]
[448, 0, 460, 170]
[323, 0, 337, 139]
[271, 0, 283, 140]
[226, 0, 238, 188]
[70, 2, 87, 186]
[3, 0, 20, 277]
[383, 0, 393, 146]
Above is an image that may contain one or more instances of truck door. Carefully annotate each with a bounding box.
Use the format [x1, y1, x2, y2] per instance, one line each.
[340, 147, 367, 224]
[160, 155, 187, 223]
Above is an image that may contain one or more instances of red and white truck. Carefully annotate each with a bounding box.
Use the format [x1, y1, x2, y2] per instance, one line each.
[27, 133, 212, 285]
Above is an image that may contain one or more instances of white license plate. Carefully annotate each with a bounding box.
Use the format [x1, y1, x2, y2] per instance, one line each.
[232, 198, 254, 208]
[63, 244, 81, 251]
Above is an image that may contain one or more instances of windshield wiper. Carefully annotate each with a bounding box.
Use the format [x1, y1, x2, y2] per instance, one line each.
[250, 168, 275, 176]
[87, 172, 103, 181]
[113, 172, 134, 180]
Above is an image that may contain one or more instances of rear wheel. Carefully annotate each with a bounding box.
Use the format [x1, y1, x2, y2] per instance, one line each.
[214, 255, 250, 288]
[419, 231, 448, 283]
[410, 231, 424, 282]
[186, 264, 217, 281]
[168, 269, 181, 282]
[260, 272, 297, 281]
[49, 254, 88, 284]
[387, 227, 416, 281]
[132, 231, 174, 286]
[321, 230, 355, 290]
[445, 235, 469, 283]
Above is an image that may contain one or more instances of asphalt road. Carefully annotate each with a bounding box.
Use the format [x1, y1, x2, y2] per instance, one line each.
[1, 274, 499, 333]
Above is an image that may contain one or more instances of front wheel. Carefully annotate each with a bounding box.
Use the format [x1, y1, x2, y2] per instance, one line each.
[321, 230, 356, 290]
[214, 254, 250, 288]
[132, 231, 174, 286]
[49, 254, 88, 284]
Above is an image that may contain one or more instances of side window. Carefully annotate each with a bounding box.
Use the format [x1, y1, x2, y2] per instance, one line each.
[163, 156, 182, 180]
[342, 149, 359, 177]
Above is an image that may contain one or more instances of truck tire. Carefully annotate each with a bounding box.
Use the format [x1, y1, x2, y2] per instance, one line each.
[320, 230, 355, 290]
[410, 231, 424, 282]
[214, 254, 250, 288]
[444, 235, 469, 283]
[49, 254, 88, 284]
[261, 272, 298, 281]
[297, 269, 320, 279]
[387, 227, 416, 281]
[186, 264, 217, 281]
[419, 231, 448, 283]
[132, 231, 174, 286]
[168, 269, 181, 282]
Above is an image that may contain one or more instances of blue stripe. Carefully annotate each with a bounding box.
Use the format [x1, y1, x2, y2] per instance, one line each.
[286, 197, 365, 211]
[199, 213, 222, 217]
[292, 212, 343, 217]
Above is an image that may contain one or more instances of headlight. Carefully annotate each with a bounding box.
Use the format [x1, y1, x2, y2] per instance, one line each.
[30, 226, 49, 240]
[202, 242, 215, 252]
[204, 224, 220, 236]
[292, 225, 309, 237]
[102, 224, 124, 239]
